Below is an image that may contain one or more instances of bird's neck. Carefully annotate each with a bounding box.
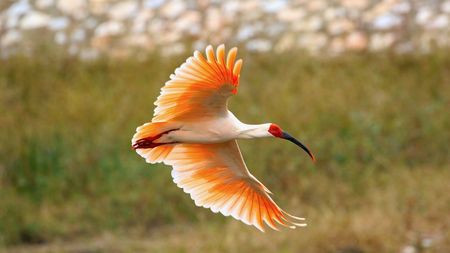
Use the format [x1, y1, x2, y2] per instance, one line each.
[237, 123, 272, 139]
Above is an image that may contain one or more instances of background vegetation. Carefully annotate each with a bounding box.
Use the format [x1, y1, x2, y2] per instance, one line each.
[1, 50, 449, 252]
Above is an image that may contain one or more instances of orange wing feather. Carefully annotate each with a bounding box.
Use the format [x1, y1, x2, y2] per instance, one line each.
[165, 141, 307, 231]
[153, 45, 243, 121]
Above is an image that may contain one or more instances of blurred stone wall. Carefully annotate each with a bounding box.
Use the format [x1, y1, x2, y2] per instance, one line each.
[1, 0, 449, 58]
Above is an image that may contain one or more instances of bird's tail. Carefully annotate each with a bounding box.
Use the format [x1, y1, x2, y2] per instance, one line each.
[131, 121, 177, 164]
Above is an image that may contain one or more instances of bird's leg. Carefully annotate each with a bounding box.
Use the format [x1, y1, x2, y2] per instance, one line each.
[132, 129, 179, 149]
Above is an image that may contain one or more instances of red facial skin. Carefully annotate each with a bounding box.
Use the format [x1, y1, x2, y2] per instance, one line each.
[268, 124, 283, 138]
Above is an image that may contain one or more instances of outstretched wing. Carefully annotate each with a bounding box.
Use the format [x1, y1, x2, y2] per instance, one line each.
[165, 140, 306, 231]
[153, 45, 243, 122]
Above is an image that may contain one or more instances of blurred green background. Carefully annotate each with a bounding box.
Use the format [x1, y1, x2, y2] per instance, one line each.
[1, 49, 449, 252]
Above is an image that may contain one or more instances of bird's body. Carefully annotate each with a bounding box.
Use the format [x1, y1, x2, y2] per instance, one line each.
[132, 45, 314, 231]
[154, 111, 271, 144]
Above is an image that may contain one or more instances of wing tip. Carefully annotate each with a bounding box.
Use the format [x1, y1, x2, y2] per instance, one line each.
[233, 59, 243, 76]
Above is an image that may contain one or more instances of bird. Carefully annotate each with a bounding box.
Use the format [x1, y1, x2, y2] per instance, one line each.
[131, 44, 315, 232]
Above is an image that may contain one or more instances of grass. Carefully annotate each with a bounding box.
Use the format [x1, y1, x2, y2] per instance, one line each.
[0, 49, 449, 252]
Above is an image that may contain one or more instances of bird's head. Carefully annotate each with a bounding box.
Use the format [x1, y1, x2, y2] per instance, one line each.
[268, 123, 315, 162]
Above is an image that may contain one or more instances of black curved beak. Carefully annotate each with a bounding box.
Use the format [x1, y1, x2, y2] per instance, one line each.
[282, 131, 315, 162]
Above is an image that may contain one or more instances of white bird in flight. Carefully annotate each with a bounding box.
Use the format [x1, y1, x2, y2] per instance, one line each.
[132, 45, 315, 231]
